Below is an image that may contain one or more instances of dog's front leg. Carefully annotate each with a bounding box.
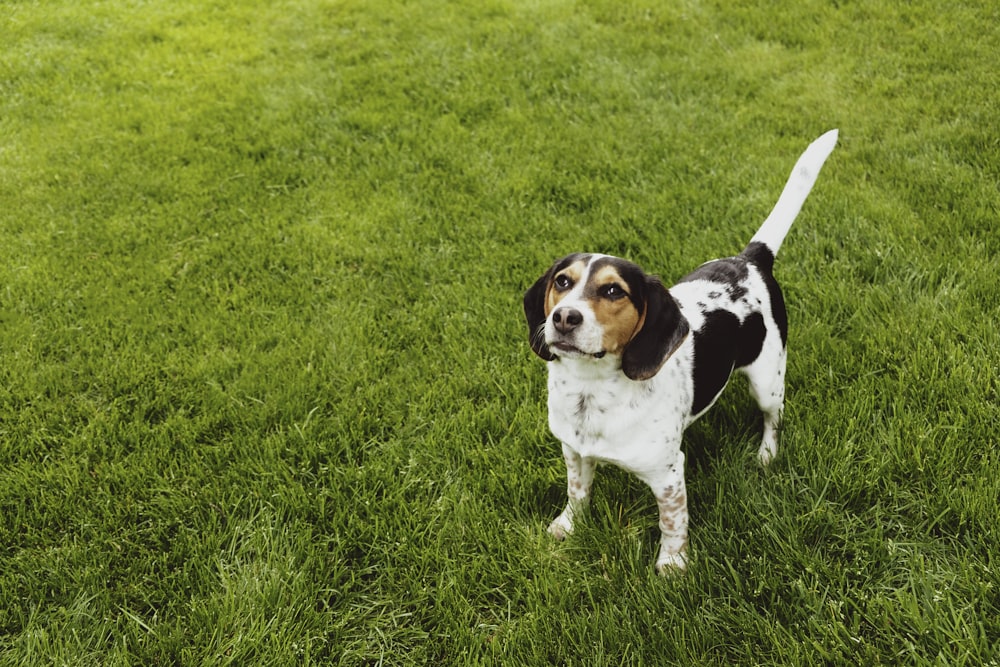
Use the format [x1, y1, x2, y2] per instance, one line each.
[641, 457, 689, 573]
[548, 442, 596, 540]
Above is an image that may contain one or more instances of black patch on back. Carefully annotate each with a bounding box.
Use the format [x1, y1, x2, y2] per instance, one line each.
[726, 283, 748, 301]
[678, 256, 751, 304]
[678, 256, 749, 287]
[690, 310, 768, 415]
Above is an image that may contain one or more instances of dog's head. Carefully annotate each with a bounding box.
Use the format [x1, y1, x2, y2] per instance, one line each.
[523, 253, 690, 380]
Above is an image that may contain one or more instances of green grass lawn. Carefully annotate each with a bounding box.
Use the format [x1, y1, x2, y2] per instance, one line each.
[2, 0, 999, 664]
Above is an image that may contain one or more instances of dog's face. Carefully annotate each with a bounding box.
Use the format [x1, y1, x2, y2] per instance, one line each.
[537, 254, 646, 358]
[524, 254, 690, 380]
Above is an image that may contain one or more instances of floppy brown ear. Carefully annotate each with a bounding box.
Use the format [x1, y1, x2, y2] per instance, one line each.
[621, 276, 689, 381]
[523, 271, 556, 361]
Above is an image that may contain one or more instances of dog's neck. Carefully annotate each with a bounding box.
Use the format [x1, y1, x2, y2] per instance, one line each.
[548, 353, 630, 383]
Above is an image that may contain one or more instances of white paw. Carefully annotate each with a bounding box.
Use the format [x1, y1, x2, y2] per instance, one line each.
[547, 513, 574, 540]
[655, 550, 688, 575]
[758, 439, 777, 466]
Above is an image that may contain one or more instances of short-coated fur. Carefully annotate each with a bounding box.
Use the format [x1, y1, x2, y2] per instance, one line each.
[523, 130, 838, 572]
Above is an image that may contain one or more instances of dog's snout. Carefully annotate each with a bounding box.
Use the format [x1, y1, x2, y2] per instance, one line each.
[552, 307, 583, 334]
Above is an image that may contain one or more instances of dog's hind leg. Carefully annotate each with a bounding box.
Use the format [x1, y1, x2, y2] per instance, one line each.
[745, 348, 786, 466]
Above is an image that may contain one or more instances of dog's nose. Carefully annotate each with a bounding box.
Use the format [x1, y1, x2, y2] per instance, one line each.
[552, 307, 583, 334]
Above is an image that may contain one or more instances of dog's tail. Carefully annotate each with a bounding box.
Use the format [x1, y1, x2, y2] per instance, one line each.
[748, 129, 838, 258]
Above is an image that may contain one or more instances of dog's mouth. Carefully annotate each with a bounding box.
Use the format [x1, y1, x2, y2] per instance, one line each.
[551, 341, 606, 359]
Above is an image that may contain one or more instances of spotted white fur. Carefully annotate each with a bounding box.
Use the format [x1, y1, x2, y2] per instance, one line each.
[524, 130, 838, 573]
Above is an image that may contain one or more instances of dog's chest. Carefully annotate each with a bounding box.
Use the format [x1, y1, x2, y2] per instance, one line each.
[546, 359, 690, 468]
[548, 380, 628, 440]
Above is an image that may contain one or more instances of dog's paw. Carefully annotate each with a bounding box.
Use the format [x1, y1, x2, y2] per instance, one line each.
[547, 514, 574, 540]
[757, 439, 777, 466]
[655, 551, 688, 575]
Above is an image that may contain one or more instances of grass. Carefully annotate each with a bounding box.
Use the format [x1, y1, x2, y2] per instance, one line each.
[1, 0, 999, 664]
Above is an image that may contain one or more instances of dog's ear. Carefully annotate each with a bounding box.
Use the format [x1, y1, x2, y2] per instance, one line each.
[621, 276, 689, 381]
[523, 268, 557, 361]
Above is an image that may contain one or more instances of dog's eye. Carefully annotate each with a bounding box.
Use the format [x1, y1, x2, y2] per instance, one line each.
[601, 283, 626, 300]
[553, 274, 573, 291]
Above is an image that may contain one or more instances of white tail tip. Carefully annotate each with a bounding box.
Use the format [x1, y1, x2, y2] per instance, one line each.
[810, 128, 840, 159]
[749, 129, 839, 256]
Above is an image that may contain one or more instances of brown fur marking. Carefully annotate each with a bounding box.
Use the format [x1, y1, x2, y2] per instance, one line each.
[586, 265, 642, 355]
[544, 260, 587, 315]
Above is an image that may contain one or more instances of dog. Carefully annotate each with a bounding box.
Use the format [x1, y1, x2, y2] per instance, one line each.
[523, 130, 838, 573]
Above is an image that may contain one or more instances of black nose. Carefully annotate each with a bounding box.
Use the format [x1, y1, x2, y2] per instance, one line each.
[552, 307, 583, 334]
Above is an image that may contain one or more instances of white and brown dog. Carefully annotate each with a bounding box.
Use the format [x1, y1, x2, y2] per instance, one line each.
[524, 130, 838, 573]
